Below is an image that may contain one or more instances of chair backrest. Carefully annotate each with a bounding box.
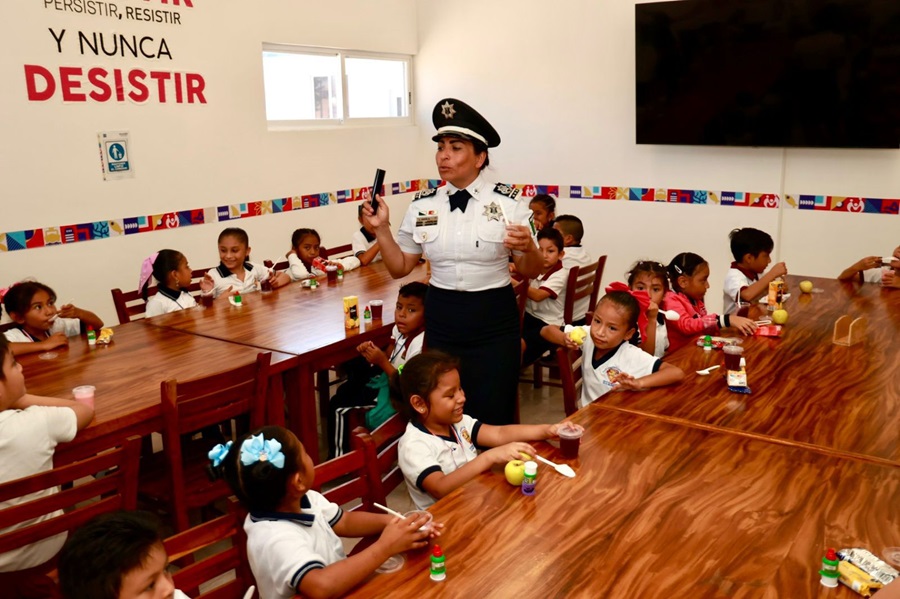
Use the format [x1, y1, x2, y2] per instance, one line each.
[322, 243, 353, 260]
[556, 347, 584, 416]
[0, 435, 141, 560]
[111, 267, 211, 324]
[161, 352, 271, 531]
[586, 255, 608, 321]
[353, 413, 406, 504]
[165, 500, 255, 599]
[311, 443, 379, 512]
[511, 276, 529, 326]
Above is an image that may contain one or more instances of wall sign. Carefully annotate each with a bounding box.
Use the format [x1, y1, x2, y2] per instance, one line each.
[98, 131, 133, 180]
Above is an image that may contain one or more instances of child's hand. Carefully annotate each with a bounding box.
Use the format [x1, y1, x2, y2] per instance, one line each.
[428, 520, 445, 539]
[646, 300, 659, 318]
[484, 442, 537, 466]
[43, 332, 69, 350]
[376, 515, 429, 555]
[856, 256, 882, 272]
[57, 304, 77, 319]
[701, 314, 718, 329]
[769, 261, 788, 279]
[883, 270, 898, 288]
[270, 271, 291, 289]
[546, 420, 573, 437]
[613, 373, 643, 391]
[200, 274, 215, 293]
[729, 315, 758, 335]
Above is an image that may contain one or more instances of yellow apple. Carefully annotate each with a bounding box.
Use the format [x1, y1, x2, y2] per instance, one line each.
[505, 460, 526, 486]
[567, 327, 587, 346]
[772, 309, 788, 324]
[799, 280, 813, 293]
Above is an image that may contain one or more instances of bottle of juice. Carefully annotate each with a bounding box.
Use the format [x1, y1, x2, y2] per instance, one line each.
[767, 278, 784, 311]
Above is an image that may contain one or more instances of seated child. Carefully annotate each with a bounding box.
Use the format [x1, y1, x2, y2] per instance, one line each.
[352, 204, 382, 266]
[140, 249, 213, 317]
[553, 215, 594, 324]
[205, 227, 281, 298]
[2, 281, 104, 357]
[57, 510, 190, 599]
[663, 252, 757, 352]
[210, 425, 439, 599]
[286, 228, 360, 282]
[542, 288, 684, 408]
[529, 194, 556, 232]
[329, 281, 427, 457]
[627, 260, 670, 358]
[521, 228, 568, 366]
[722, 228, 788, 314]
[394, 351, 567, 509]
[838, 245, 900, 286]
[0, 335, 93, 594]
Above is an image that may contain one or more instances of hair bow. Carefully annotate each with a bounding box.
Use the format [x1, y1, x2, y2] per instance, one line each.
[605, 282, 651, 342]
[139, 252, 159, 291]
[208, 441, 233, 468]
[240, 434, 285, 469]
[0, 282, 20, 303]
[397, 363, 405, 376]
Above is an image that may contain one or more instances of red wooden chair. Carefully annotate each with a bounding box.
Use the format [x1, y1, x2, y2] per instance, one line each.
[140, 352, 271, 531]
[165, 499, 256, 599]
[352, 413, 406, 505]
[111, 266, 212, 324]
[556, 346, 584, 416]
[0, 435, 141, 572]
[311, 440, 380, 512]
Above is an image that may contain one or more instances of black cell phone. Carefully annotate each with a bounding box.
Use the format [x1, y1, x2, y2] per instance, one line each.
[370, 168, 386, 213]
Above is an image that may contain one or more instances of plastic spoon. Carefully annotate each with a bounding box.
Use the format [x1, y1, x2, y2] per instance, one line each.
[696, 365, 720, 376]
[242, 587, 256, 599]
[534, 455, 576, 478]
[660, 309, 681, 321]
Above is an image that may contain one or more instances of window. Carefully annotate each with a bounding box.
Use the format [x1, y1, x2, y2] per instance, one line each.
[262, 44, 412, 128]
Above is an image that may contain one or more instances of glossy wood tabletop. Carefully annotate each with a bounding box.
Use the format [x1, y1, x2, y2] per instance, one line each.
[350, 406, 900, 598]
[598, 275, 900, 463]
[17, 322, 289, 462]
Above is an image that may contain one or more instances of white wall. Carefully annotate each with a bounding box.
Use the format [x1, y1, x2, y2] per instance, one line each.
[414, 0, 899, 312]
[0, 0, 418, 324]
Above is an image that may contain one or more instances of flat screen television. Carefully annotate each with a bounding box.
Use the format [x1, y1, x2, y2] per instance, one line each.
[635, 0, 900, 148]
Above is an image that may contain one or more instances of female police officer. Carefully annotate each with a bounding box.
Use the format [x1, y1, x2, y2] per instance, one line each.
[363, 98, 542, 425]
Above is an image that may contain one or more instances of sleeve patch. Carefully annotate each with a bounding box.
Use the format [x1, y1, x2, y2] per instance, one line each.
[414, 187, 439, 200]
[493, 183, 520, 199]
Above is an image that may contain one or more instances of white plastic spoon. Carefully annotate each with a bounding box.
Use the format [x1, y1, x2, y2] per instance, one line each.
[661, 309, 681, 321]
[535, 455, 576, 478]
[242, 587, 256, 599]
[696, 365, 720, 376]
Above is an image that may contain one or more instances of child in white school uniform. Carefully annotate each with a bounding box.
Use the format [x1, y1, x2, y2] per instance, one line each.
[140, 249, 212, 317]
[210, 425, 439, 599]
[722, 228, 788, 314]
[394, 351, 567, 510]
[205, 227, 282, 298]
[838, 244, 900, 286]
[2, 281, 104, 357]
[553, 215, 594, 325]
[58, 511, 192, 599]
[0, 335, 93, 597]
[351, 204, 382, 266]
[285, 228, 362, 283]
[328, 282, 427, 457]
[521, 228, 569, 366]
[627, 260, 671, 358]
[542, 287, 684, 409]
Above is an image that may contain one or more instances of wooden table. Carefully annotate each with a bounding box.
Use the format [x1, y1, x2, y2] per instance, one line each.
[18, 322, 292, 463]
[351, 405, 900, 598]
[599, 275, 900, 463]
[145, 262, 428, 462]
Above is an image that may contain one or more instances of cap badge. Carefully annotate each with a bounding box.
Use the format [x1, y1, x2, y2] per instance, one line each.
[483, 202, 503, 222]
[440, 101, 456, 119]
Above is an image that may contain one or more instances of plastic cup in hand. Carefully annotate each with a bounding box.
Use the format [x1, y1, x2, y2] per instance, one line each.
[73, 385, 95, 409]
[326, 265, 338, 283]
[557, 423, 585, 459]
[403, 510, 434, 533]
[260, 278, 273, 294]
[736, 302, 752, 317]
[723, 345, 744, 371]
[370, 300, 384, 320]
[200, 293, 214, 308]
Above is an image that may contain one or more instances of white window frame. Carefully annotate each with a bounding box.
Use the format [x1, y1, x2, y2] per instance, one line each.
[262, 43, 414, 131]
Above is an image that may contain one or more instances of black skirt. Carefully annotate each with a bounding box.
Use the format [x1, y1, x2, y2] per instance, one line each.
[424, 285, 520, 425]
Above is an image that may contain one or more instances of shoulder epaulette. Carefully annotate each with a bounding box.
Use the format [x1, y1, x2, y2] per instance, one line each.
[493, 183, 520, 199]
[414, 187, 439, 200]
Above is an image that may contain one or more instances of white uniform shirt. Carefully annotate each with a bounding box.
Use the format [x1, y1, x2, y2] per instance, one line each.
[862, 268, 887, 284]
[286, 254, 361, 282]
[561, 245, 594, 321]
[390, 325, 425, 367]
[206, 262, 268, 298]
[723, 266, 759, 314]
[525, 262, 569, 326]
[397, 175, 534, 292]
[651, 314, 670, 358]
[0, 405, 77, 571]
[3, 317, 81, 343]
[576, 331, 661, 408]
[351, 228, 381, 263]
[244, 491, 345, 599]
[398, 416, 481, 509]
[145, 287, 197, 318]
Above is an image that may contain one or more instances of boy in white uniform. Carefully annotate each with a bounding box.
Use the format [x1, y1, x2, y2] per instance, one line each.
[722, 227, 787, 314]
[554, 215, 594, 324]
[521, 228, 569, 366]
[838, 245, 900, 286]
[351, 204, 382, 265]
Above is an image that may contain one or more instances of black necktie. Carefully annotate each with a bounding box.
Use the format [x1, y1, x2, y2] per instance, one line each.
[449, 189, 471, 213]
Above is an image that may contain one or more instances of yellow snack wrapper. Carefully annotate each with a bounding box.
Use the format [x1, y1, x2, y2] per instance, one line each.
[97, 328, 114, 345]
[838, 560, 882, 596]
